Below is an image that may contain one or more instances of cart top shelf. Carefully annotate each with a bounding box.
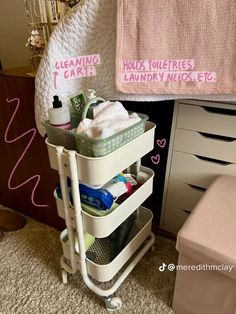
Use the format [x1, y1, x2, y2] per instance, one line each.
[46, 121, 156, 185]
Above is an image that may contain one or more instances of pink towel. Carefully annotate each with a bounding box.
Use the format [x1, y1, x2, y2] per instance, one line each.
[116, 0, 236, 95]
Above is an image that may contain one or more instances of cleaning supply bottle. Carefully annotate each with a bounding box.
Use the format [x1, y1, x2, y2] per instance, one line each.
[48, 95, 71, 129]
[87, 89, 105, 106]
[83, 89, 106, 120]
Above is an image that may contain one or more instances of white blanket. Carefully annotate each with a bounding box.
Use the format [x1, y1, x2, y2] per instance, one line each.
[35, 0, 236, 137]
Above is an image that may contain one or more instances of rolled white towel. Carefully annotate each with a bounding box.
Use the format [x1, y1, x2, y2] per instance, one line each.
[112, 115, 141, 132]
[95, 126, 115, 139]
[93, 101, 113, 118]
[93, 101, 129, 123]
[76, 102, 141, 140]
[129, 112, 141, 120]
[91, 119, 111, 129]
[83, 127, 100, 139]
[84, 125, 115, 139]
[76, 118, 93, 133]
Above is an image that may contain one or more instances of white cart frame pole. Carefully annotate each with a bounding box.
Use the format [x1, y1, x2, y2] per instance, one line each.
[58, 149, 155, 297]
[56, 147, 76, 273]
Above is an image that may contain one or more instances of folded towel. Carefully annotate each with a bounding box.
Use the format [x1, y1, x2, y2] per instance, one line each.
[85, 125, 115, 139]
[110, 117, 141, 133]
[76, 118, 93, 133]
[93, 101, 129, 122]
[116, 0, 236, 95]
[76, 101, 140, 139]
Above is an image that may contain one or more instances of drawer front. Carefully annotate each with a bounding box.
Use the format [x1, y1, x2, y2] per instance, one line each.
[174, 129, 236, 163]
[166, 180, 205, 212]
[160, 204, 190, 235]
[170, 151, 236, 189]
[177, 103, 236, 138]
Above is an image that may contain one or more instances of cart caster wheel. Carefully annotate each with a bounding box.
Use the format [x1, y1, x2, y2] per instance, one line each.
[104, 296, 122, 311]
[61, 268, 68, 284]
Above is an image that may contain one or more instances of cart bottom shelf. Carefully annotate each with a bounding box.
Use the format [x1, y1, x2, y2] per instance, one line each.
[61, 206, 153, 282]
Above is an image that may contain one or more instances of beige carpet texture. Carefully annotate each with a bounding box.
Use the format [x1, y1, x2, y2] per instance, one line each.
[0, 212, 178, 314]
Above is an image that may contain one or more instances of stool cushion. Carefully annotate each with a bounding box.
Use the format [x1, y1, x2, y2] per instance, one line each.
[177, 175, 236, 278]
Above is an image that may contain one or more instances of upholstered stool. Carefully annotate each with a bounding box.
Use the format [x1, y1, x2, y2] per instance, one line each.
[172, 176, 236, 314]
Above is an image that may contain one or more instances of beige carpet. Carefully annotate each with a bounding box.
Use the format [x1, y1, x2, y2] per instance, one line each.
[0, 212, 178, 314]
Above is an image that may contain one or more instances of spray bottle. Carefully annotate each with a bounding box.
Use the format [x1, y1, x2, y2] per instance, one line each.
[48, 95, 71, 129]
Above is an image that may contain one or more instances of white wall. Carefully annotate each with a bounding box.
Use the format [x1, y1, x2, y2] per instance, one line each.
[0, 0, 30, 69]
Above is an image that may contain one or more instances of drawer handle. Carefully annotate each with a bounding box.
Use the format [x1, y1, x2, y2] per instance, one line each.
[202, 106, 236, 116]
[187, 184, 206, 192]
[195, 155, 232, 165]
[183, 209, 191, 214]
[199, 132, 235, 142]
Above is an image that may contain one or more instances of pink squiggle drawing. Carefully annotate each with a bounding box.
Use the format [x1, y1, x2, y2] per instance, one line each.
[4, 97, 49, 207]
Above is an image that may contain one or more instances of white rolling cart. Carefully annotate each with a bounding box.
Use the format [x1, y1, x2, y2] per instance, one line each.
[45, 121, 156, 311]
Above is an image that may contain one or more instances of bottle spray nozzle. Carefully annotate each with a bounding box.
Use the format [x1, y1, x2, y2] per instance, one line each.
[53, 95, 62, 108]
[87, 89, 96, 100]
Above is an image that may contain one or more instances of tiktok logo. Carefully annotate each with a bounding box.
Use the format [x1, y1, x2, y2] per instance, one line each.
[159, 263, 167, 272]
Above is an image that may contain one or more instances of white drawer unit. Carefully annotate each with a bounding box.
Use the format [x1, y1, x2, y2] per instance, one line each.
[160, 99, 236, 235]
[171, 151, 236, 189]
[161, 205, 190, 235]
[166, 180, 205, 212]
[177, 102, 236, 138]
[174, 129, 236, 164]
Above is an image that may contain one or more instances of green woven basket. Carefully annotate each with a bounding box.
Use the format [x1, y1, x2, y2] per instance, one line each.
[44, 102, 148, 157]
[43, 120, 77, 151]
[74, 112, 148, 157]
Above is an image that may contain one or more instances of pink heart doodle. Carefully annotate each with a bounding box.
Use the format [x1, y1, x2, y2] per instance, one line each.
[156, 138, 166, 149]
[151, 154, 161, 165]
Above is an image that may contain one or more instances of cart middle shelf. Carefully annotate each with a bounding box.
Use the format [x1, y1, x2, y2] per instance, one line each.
[54, 166, 154, 238]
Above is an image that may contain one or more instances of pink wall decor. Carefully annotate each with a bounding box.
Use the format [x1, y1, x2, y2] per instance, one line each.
[151, 154, 161, 165]
[122, 58, 217, 83]
[53, 54, 101, 88]
[156, 139, 166, 149]
[4, 97, 49, 208]
[151, 138, 167, 166]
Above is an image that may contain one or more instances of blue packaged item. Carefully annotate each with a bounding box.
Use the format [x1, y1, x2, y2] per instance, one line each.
[56, 178, 114, 210]
[79, 183, 114, 210]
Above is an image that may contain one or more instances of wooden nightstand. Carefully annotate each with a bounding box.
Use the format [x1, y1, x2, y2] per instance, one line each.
[0, 67, 65, 230]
